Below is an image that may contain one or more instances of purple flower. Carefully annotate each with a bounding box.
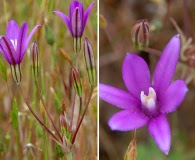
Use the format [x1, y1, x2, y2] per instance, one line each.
[0, 20, 40, 83]
[53, 0, 95, 38]
[99, 35, 188, 155]
[53, 0, 95, 53]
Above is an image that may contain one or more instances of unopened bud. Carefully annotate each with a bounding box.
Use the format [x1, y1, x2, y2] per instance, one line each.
[30, 41, 39, 81]
[71, 67, 82, 97]
[84, 38, 96, 85]
[73, 37, 81, 53]
[11, 64, 21, 84]
[131, 19, 149, 50]
[59, 113, 67, 131]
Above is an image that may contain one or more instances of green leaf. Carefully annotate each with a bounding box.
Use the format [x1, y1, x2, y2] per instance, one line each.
[55, 143, 64, 158]
[10, 99, 18, 130]
[0, 59, 7, 81]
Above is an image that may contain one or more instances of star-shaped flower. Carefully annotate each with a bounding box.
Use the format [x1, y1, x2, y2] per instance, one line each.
[0, 20, 40, 83]
[100, 35, 188, 155]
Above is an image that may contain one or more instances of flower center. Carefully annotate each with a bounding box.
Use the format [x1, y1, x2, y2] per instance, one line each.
[10, 39, 17, 50]
[140, 87, 156, 111]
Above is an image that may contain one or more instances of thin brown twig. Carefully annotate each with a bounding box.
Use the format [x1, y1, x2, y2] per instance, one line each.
[72, 87, 94, 144]
[17, 84, 59, 143]
[35, 81, 63, 142]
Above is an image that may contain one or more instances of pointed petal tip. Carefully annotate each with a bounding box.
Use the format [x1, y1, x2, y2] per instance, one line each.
[165, 150, 169, 156]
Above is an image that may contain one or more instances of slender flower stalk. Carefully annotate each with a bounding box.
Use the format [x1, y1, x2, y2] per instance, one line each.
[53, 0, 95, 53]
[0, 20, 40, 84]
[100, 35, 188, 155]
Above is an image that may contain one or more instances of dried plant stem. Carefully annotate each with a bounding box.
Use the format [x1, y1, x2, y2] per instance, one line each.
[72, 86, 94, 144]
[35, 81, 63, 142]
[3, 0, 8, 24]
[183, 0, 190, 38]
[43, 118, 49, 160]
[17, 84, 59, 143]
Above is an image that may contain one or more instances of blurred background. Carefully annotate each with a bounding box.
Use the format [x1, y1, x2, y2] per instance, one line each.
[99, 0, 195, 159]
[0, 0, 97, 159]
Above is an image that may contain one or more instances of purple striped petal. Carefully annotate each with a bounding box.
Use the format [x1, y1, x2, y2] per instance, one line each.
[84, 2, 95, 29]
[69, 0, 80, 18]
[71, 7, 83, 37]
[0, 37, 17, 64]
[16, 22, 28, 63]
[109, 110, 149, 131]
[99, 83, 140, 110]
[153, 35, 180, 97]
[25, 24, 40, 50]
[159, 80, 188, 114]
[6, 20, 19, 40]
[53, 11, 72, 35]
[148, 114, 171, 155]
[122, 53, 151, 99]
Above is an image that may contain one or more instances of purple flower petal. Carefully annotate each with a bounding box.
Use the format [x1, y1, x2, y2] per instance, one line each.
[99, 83, 140, 110]
[16, 22, 28, 63]
[6, 20, 19, 40]
[71, 7, 83, 37]
[53, 11, 72, 35]
[69, 0, 80, 18]
[84, 2, 95, 29]
[153, 35, 180, 97]
[159, 80, 188, 114]
[25, 24, 41, 50]
[109, 110, 149, 131]
[0, 37, 17, 65]
[122, 53, 151, 99]
[148, 114, 171, 155]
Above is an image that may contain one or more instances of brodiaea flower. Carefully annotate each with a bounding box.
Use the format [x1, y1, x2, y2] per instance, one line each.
[99, 35, 188, 155]
[0, 20, 40, 84]
[53, 0, 95, 53]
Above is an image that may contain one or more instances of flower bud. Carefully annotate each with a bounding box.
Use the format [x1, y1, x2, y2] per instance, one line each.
[30, 41, 39, 81]
[10, 64, 21, 84]
[59, 113, 67, 131]
[73, 37, 81, 53]
[84, 38, 96, 85]
[131, 19, 149, 50]
[71, 67, 82, 97]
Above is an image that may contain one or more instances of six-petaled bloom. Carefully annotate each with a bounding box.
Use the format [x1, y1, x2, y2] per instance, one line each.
[0, 20, 40, 84]
[53, 0, 95, 53]
[100, 35, 188, 155]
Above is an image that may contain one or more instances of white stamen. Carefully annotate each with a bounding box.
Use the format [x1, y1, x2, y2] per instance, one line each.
[10, 39, 17, 50]
[140, 87, 156, 111]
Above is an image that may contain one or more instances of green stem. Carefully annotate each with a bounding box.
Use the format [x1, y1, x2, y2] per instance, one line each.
[66, 152, 73, 160]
